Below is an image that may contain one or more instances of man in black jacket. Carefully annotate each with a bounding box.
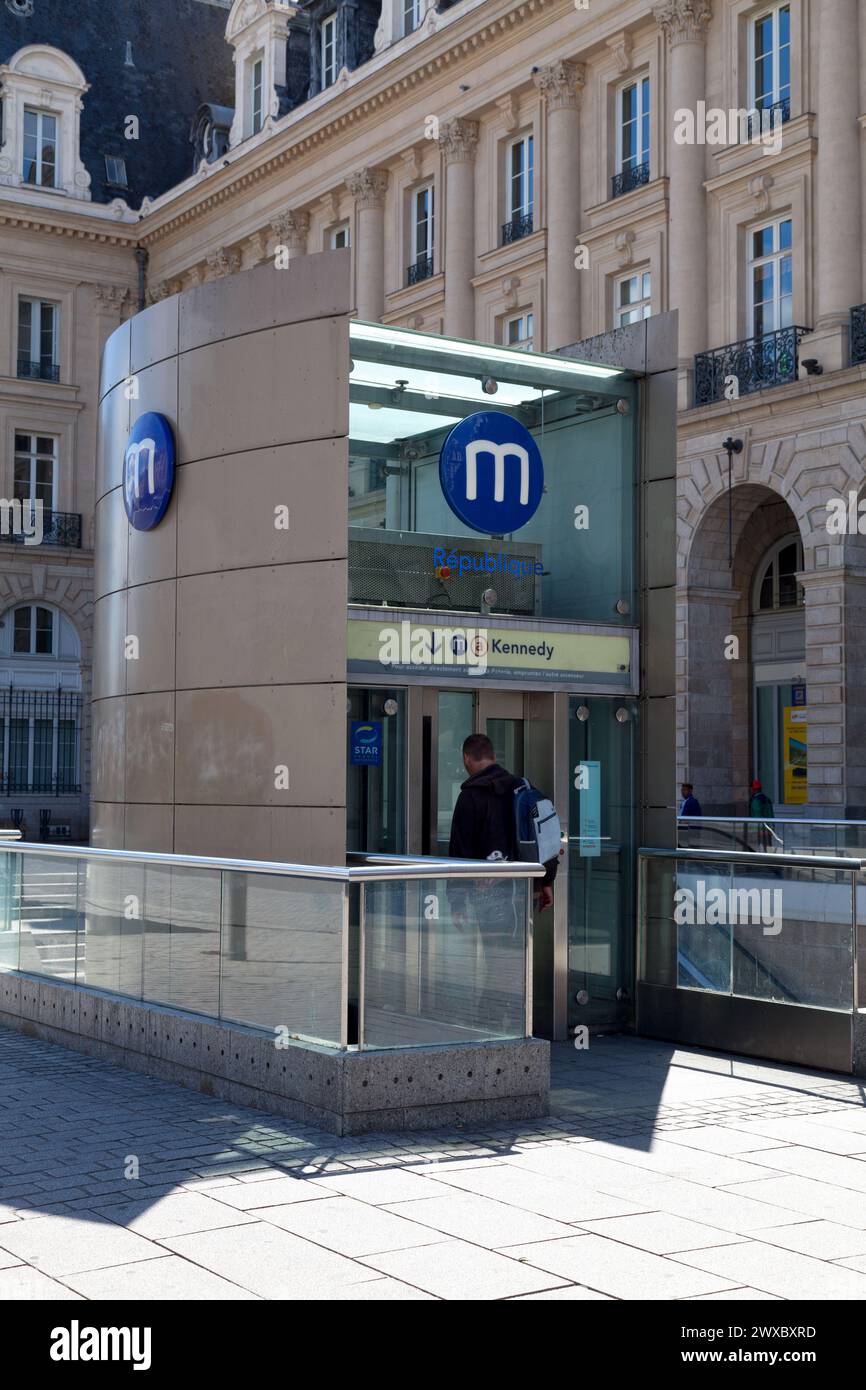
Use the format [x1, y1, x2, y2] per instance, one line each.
[448, 733, 555, 910]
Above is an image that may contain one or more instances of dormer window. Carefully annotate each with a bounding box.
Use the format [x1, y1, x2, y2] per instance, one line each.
[23, 108, 57, 188]
[402, 0, 422, 35]
[0, 46, 91, 199]
[251, 56, 264, 134]
[321, 14, 337, 89]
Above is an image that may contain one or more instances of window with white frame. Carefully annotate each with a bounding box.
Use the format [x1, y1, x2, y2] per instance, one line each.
[616, 76, 650, 176]
[411, 184, 434, 267]
[754, 534, 803, 612]
[17, 298, 60, 382]
[750, 4, 790, 113]
[504, 313, 534, 350]
[13, 434, 56, 513]
[321, 14, 337, 88]
[402, 0, 422, 35]
[329, 222, 350, 250]
[749, 217, 792, 337]
[23, 108, 58, 188]
[505, 133, 534, 235]
[615, 270, 652, 327]
[250, 56, 264, 134]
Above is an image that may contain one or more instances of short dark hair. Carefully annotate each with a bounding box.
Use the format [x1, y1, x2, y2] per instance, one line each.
[463, 733, 495, 762]
[681, 782, 693, 792]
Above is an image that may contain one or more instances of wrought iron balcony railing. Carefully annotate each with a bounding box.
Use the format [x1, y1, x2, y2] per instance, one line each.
[1, 777, 81, 796]
[501, 212, 533, 245]
[851, 305, 866, 367]
[611, 160, 650, 199]
[17, 358, 61, 383]
[5, 509, 82, 549]
[693, 326, 811, 407]
[407, 255, 434, 286]
[746, 97, 791, 140]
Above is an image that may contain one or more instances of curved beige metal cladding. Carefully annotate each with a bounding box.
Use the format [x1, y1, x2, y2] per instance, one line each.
[92, 251, 350, 862]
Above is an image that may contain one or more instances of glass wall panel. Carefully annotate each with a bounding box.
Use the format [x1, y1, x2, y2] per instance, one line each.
[348, 325, 636, 626]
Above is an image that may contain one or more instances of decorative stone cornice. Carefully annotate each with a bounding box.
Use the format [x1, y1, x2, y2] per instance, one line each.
[653, 0, 713, 46]
[437, 117, 479, 164]
[204, 247, 241, 280]
[347, 166, 389, 209]
[533, 60, 586, 112]
[93, 284, 130, 312]
[270, 208, 309, 248]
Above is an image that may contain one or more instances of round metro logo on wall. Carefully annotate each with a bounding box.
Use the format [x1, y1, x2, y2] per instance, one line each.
[122, 412, 176, 531]
[439, 409, 544, 535]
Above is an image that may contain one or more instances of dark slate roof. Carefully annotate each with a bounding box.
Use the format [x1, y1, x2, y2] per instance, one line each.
[0, 0, 234, 209]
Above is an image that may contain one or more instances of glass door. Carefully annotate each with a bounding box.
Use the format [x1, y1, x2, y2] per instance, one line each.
[568, 695, 637, 1030]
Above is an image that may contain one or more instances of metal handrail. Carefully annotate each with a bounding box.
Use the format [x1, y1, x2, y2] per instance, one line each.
[640, 846, 864, 871]
[0, 839, 545, 883]
[678, 816, 866, 827]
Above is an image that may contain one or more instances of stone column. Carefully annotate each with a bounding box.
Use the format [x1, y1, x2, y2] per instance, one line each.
[347, 166, 389, 322]
[533, 62, 585, 351]
[654, 0, 713, 407]
[437, 118, 479, 340]
[270, 210, 310, 263]
[802, 0, 861, 372]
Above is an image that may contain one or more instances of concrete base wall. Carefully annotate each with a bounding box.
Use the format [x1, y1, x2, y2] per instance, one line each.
[0, 973, 549, 1136]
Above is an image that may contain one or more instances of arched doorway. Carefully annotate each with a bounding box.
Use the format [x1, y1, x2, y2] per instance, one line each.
[683, 484, 803, 814]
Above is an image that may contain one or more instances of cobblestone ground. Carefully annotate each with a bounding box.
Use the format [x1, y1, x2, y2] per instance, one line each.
[2, 1025, 866, 1299]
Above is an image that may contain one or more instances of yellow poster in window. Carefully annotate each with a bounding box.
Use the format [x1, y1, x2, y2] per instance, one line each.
[783, 706, 808, 805]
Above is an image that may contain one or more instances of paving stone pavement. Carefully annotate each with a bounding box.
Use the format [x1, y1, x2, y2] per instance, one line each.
[2, 1024, 866, 1299]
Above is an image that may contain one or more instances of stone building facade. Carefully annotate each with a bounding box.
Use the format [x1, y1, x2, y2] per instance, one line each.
[5, 0, 866, 833]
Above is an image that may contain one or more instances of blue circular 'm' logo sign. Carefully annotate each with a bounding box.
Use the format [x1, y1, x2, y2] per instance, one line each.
[439, 410, 544, 534]
[123, 413, 175, 531]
